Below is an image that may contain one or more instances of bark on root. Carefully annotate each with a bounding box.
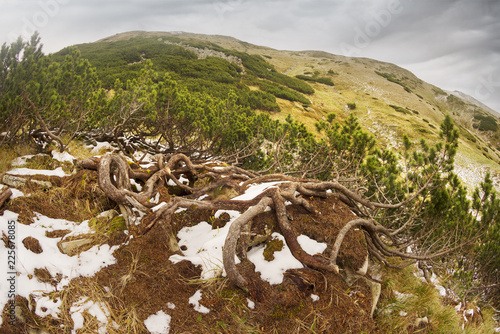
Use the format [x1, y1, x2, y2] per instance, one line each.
[90, 153, 439, 290]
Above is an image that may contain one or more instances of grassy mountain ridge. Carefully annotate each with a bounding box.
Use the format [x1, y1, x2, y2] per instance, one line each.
[63, 30, 500, 188]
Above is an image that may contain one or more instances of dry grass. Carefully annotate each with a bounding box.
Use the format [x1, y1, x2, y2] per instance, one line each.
[0, 144, 35, 174]
[56, 276, 148, 334]
[376, 264, 498, 334]
[7, 169, 113, 223]
[66, 139, 96, 161]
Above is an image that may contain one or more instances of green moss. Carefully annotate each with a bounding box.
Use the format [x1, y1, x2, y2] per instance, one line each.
[263, 237, 283, 261]
[270, 300, 304, 319]
[109, 215, 127, 233]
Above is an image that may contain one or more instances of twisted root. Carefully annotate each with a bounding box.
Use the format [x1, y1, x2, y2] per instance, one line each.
[90, 153, 420, 289]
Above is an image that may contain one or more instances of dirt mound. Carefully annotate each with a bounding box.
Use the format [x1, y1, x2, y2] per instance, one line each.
[90, 196, 377, 333]
[1, 158, 379, 333]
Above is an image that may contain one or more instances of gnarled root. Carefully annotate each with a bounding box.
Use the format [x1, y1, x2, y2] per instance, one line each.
[91, 153, 432, 291]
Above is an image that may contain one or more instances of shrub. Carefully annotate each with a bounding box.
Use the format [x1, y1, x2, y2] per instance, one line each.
[473, 114, 498, 132]
[347, 102, 356, 110]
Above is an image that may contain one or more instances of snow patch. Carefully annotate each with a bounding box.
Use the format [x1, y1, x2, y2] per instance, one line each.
[0, 210, 118, 326]
[247, 298, 255, 309]
[51, 150, 76, 163]
[11, 155, 35, 167]
[189, 290, 210, 314]
[169, 210, 241, 279]
[70, 297, 111, 333]
[248, 233, 327, 285]
[90, 141, 115, 153]
[6, 167, 68, 177]
[144, 310, 172, 334]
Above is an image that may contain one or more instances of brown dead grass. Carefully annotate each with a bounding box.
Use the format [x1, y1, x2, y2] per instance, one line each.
[5, 170, 114, 224]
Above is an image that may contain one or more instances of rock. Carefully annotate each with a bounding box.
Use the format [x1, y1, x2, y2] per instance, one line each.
[2, 174, 27, 188]
[2, 174, 52, 189]
[97, 209, 119, 220]
[58, 238, 93, 256]
[22, 237, 43, 254]
[356, 254, 369, 275]
[30, 179, 53, 189]
[366, 279, 382, 318]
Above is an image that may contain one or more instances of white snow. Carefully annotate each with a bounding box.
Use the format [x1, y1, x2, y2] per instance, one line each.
[9, 188, 25, 199]
[169, 179, 327, 285]
[435, 285, 447, 297]
[51, 150, 76, 163]
[247, 298, 255, 309]
[189, 290, 210, 314]
[35, 296, 62, 318]
[247, 233, 327, 285]
[0, 185, 24, 199]
[144, 310, 172, 334]
[6, 167, 68, 177]
[232, 182, 282, 201]
[70, 297, 111, 333]
[0, 210, 118, 326]
[10, 155, 35, 167]
[168, 180, 328, 284]
[130, 179, 143, 192]
[90, 141, 115, 153]
[178, 176, 189, 184]
[133, 151, 155, 164]
[169, 210, 241, 279]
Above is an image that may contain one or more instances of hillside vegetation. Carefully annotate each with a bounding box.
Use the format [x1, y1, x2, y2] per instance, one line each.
[86, 32, 500, 181]
[1, 31, 499, 333]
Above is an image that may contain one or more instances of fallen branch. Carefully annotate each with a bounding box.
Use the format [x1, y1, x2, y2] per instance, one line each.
[0, 188, 13, 208]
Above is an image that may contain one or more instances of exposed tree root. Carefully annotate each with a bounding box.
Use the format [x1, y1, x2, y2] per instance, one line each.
[79, 153, 457, 290]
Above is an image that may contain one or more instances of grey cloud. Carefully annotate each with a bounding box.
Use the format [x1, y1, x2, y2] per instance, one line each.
[0, 0, 499, 111]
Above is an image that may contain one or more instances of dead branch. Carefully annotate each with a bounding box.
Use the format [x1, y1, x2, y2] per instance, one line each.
[0, 188, 13, 208]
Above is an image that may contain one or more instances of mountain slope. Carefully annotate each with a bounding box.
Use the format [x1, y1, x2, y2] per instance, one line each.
[64, 30, 500, 190]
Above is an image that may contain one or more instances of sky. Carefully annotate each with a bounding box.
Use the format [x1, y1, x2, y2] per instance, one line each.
[1, 0, 500, 112]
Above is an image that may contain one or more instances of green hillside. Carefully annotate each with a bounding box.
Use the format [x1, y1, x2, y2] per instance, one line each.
[59, 31, 500, 185]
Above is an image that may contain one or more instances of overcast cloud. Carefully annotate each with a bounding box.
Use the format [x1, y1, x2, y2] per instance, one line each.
[1, 0, 499, 112]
